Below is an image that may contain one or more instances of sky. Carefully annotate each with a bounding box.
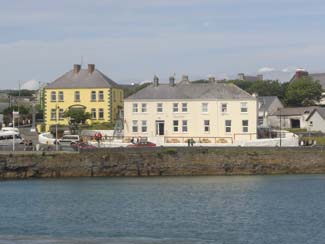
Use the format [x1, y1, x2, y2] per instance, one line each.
[1, 0, 325, 89]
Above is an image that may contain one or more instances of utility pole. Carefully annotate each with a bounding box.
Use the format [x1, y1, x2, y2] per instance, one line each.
[279, 109, 282, 147]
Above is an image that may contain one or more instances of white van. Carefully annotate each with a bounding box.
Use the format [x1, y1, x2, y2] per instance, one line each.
[59, 135, 80, 146]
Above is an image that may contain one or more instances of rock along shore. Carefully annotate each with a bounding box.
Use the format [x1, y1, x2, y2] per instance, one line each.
[0, 147, 325, 179]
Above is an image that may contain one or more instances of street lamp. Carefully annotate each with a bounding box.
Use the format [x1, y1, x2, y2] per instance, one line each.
[56, 105, 59, 151]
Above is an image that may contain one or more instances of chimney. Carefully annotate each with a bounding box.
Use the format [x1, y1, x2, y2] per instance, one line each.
[238, 73, 245, 80]
[181, 75, 189, 84]
[169, 76, 175, 87]
[257, 74, 263, 81]
[88, 64, 95, 74]
[295, 69, 309, 79]
[73, 64, 81, 74]
[153, 75, 159, 87]
[208, 76, 216, 83]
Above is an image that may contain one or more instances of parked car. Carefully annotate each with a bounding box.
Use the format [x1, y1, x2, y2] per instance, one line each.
[71, 142, 97, 151]
[127, 141, 156, 148]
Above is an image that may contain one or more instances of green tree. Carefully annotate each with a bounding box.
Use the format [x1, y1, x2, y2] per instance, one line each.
[2, 105, 30, 124]
[64, 108, 91, 124]
[285, 76, 323, 106]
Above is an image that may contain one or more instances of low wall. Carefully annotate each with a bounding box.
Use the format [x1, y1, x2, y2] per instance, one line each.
[0, 147, 325, 179]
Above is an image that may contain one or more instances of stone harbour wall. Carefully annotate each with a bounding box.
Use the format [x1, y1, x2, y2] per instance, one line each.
[0, 147, 325, 179]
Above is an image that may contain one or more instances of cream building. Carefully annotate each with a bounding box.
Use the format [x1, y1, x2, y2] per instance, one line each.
[124, 76, 257, 144]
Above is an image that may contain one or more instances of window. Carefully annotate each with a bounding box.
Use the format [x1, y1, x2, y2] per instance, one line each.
[221, 103, 227, 113]
[202, 103, 208, 113]
[141, 120, 147, 132]
[91, 108, 96, 119]
[204, 120, 210, 132]
[173, 120, 179, 132]
[132, 120, 138, 132]
[51, 91, 56, 102]
[241, 102, 248, 113]
[74, 91, 80, 102]
[141, 103, 147, 113]
[59, 108, 64, 120]
[182, 120, 188, 132]
[173, 103, 178, 112]
[225, 120, 232, 133]
[58, 91, 64, 102]
[51, 109, 56, 120]
[242, 120, 249, 133]
[182, 103, 188, 112]
[91, 91, 96, 101]
[98, 91, 104, 101]
[132, 103, 138, 113]
[98, 108, 104, 119]
[157, 103, 163, 113]
[258, 116, 264, 125]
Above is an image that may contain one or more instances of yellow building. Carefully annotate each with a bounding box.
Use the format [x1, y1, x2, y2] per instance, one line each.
[43, 64, 123, 131]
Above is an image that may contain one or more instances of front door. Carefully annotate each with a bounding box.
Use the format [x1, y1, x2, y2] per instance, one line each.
[156, 120, 165, 136]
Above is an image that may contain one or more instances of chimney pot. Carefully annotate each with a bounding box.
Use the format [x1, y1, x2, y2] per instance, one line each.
[208, 76, 216, 83]
[169, 76, 175, 86]
[153, 75, 159, 87]
[181, 75, 189, 84]
[88, 64, 95, 74]
[73, 64, 81, 74]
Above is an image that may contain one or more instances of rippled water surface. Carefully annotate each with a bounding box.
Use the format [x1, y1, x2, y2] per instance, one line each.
[0, 175, 325, 244]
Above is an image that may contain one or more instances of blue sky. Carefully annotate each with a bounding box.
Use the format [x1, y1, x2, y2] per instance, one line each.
[1, 0, 325, 88]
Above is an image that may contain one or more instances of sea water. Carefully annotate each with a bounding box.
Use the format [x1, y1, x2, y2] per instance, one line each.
[0, 175, 324, 244]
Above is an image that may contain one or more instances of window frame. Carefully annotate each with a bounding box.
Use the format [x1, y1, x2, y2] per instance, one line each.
[173, 103, 179, 113]
[141, 120, 147, 133]
[91, 108, 96, 119]
[225, 120, 232, 133]
[157, 103, 163, 113]
[132, 103, 138, 113]
[98, 108, 104, 120]
[202, 103, 208, 113]
[173, 120, 179, 132]
[240, 102, 248, 113]
[51, 91, 56, 102]
[91, 91, 96, 101]
[74, 91, 80, 102]
[141, 103, 147, 113]
[204, 120, 210, 132]
[242, 120, 249, 133]
[182, 103, 188, 112]
[58, 91, 64, 102]
[98, 91, 104, 101]
[182, 120, 188, 132]
[132, 120, 138, 133]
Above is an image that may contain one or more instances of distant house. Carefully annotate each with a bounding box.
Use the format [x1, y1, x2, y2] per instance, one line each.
[290, 69, 325, 104]
[238, 73, 263, 81]
[124, 75, 258, 145]
[306, 107, 325, 133]
[268, 106, 318, 129]
[258, 96, 284, 127]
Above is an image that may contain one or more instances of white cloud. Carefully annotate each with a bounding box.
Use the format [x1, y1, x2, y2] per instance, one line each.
[258, 67, 275, 73]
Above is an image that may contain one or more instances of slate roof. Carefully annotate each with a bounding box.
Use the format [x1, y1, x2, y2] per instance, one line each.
[258, 96, 279, 112]
[306, 107, 325, 120]
[46, 69, 119, 89]
[126, 82, 254, 100]
[271, 106, 318, 116]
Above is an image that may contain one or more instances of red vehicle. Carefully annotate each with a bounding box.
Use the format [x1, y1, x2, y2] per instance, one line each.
[127, 141, 156, 148]
[71, 142, 97, 151]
